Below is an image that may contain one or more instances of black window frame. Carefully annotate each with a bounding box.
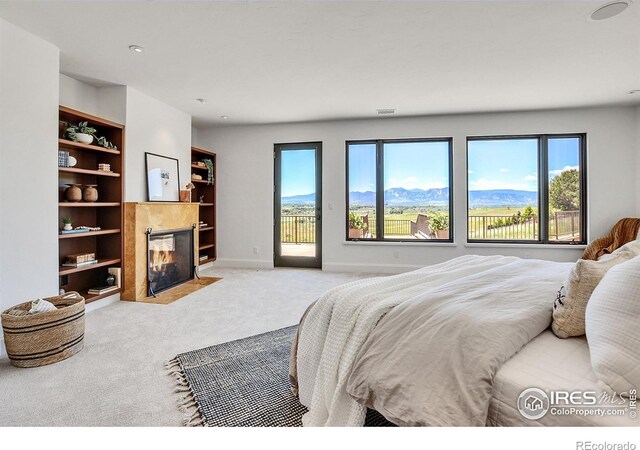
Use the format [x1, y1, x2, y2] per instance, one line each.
[345, 137, 454, 243]
[466, 133, 587, 245]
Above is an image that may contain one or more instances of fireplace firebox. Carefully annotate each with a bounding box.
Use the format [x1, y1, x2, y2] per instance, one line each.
[146, 226, 196, 297]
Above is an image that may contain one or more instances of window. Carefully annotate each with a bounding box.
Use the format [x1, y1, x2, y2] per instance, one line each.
[467, 134, 586, 244]
[346, 138, 453, 241]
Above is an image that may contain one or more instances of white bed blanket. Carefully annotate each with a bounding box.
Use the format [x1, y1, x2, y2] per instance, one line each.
[296, 254, 521, 426]
[346, 258, 573, 426]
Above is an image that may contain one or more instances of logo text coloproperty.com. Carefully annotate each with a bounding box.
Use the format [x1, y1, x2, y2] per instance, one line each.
[517, 387, 637, 420]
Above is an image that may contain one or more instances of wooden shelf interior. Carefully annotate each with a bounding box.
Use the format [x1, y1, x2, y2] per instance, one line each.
[59, 107, 123, 148]
[60, 202, 121, 207]
[59, 167, 120, 177]
[59, 166, 122, 204]
[82, 287, 122, 304]
[59, 106, 124, 300]
[192, 147, 216, 263]
[58, 138, 121, 155]
[59, 258, 122, 276]
[59, 228, 121, 239]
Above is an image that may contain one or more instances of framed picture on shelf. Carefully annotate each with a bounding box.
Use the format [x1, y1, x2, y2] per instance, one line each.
[145, 152, 180, 202]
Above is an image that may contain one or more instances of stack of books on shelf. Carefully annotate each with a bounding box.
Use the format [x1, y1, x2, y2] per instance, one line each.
[87, 285, 119, 295]
[199, 221, 208, 228]
[199, 255, 209, 262]
[62, 252, 97, 268]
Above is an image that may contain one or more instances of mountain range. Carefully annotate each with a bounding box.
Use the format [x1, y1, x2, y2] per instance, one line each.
[282, 187, 538, 208]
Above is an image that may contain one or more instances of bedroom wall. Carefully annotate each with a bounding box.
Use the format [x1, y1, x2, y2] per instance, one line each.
[637, 106, 640, 215]
[96, 86, 127, 126]
[191, 127, 198, 147]
[59, 74, 98, 114]
[124, 88, 192, 202]
[0, 19, 60, 356]
[59, 76, 126, 125]
[196, 106, 639, 272]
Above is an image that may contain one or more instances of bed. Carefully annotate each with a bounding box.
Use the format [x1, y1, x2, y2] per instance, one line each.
[488, 331, 634, 426]
[290, 253, 638, 427]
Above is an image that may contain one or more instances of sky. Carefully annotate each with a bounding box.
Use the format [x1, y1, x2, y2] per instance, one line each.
[348, 143, 376, 193]
[468, 137, 580, 192]
[348, 141, 450, 193]
[280, 137, 580, 197]
[280, 148, 316, 197]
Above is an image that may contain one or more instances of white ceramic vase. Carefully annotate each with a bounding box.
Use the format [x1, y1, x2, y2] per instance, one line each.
[75, 133, 93, 144]
[63, 223, 73, 231]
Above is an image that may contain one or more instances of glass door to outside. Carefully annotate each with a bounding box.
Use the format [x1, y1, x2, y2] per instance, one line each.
[274, 142, 322, 268]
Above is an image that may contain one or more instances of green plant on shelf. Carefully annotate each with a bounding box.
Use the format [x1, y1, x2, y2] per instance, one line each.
[95, 135, 117, 150]
[65, 121, 118, 150]
[202, 158, 214, 185]
[65, 121, 96, 139]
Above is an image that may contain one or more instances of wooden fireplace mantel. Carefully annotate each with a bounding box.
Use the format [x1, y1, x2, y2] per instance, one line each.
[122, 202, 199, 301]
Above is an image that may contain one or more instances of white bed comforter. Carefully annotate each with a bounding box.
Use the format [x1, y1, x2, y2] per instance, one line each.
[297, 254, 532, 426]
[346, 257, 574, 426]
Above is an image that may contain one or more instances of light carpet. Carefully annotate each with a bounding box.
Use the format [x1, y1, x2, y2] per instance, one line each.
[0, 267, 378, 426]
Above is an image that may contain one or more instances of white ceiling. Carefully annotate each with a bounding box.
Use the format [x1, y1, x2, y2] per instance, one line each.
[1, 1, 639, 127]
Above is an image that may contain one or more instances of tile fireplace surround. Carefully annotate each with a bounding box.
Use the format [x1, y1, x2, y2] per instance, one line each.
[122, 202, 199, 301]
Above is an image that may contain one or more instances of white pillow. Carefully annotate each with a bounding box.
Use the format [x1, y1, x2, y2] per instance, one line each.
[552, 240, 640, 338]
[586, 255, 640, 394]
[597, 238, 640, 262]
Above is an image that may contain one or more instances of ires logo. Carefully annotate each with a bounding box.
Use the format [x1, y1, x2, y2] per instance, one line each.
[517, 388, 550, 420]
[517, 388, 634, 420]
[549, 391, 598, 405]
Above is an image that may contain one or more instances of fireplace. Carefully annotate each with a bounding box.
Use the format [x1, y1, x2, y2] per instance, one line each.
[146, 226, 196, 296]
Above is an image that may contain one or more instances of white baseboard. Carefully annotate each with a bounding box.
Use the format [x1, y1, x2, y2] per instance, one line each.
[206, 258, 421, 274]
[322, 262, 423, 274]
[84, 292, 120, 313]
[213, 258, 274, 270]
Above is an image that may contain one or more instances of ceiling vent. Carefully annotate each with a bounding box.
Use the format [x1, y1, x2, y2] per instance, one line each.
[376, 108, 396, 115]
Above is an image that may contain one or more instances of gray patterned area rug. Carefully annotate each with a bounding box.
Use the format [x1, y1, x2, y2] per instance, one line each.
[166, 325, 394, 427]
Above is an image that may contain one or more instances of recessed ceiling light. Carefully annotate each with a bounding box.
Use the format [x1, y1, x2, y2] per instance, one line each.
[629, 89, 640, 95]
[128, 44, 144, 53]
[590, 1, 630, 20]
[376, 108, 396, 115]
[196, 98, 207, 104]
[220, 116, 229, 119]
